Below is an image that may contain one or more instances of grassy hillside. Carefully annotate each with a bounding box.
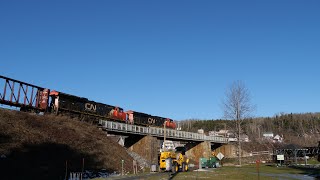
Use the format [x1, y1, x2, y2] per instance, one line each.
[0, 108, 133, 180]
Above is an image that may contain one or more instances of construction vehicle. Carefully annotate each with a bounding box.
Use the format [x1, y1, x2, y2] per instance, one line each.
[200, 156, 218, 168]
[159, 123, 189, 173]
[159, 141, 189, 173]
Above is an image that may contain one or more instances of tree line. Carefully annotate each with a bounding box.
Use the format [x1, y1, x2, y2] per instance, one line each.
[179, 112, 320, 147]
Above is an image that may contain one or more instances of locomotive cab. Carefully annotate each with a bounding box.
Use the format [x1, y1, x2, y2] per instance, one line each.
[165, 118, 177, 129]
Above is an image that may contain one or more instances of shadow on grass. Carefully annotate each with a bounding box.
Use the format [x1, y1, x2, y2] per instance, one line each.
[169, 171, 179, 180]
[288, 165, 320, 179]
[256, 164, 320, 179]
[0, 141, 114, 180]
[169, 168, 193, 180]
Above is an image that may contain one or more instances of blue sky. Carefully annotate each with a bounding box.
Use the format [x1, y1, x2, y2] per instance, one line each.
[1, 1, 319, 120]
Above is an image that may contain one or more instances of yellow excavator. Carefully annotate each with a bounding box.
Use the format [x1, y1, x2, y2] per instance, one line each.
[159, 141, 189, 173]
[159, 123, 189, 173]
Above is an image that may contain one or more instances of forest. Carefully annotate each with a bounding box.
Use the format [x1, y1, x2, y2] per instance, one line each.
[180, 112, 320, 147]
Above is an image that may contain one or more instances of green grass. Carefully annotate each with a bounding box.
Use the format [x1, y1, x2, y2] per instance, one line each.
[172, 164, 318, 180]
[94, 172, 171, 180]
[99, 164, 319, 180]
[307, 158, 319, 165]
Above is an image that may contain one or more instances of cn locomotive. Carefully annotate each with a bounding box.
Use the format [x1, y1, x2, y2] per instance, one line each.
[34, 90, 175, 129]
[48, 90, 176, 129]
[0, 75, 176, 129]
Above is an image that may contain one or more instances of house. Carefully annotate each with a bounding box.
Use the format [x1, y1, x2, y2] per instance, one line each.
[239, 134, 249, 142]
[262, 132, 274, 139]
[262, 132, 284, 143]
[209, 130, 234, 138]
[208, 130, 246, 142]
[273, 134, 283, 143]
[216, 130, 230, 137]
[198, 129, 204, 134]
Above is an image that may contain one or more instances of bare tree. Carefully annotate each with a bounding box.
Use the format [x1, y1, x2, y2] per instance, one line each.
[222, 80, 254, 166]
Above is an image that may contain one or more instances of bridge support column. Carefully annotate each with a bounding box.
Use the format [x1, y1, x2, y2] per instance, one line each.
[129, 135, 159, 165]
[185, 141, 212, 165]
[213, 144, 237, 158]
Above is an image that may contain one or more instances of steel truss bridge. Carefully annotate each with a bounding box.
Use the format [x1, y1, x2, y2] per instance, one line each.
[274, 147, 320, 157]
[99, 120, 229, 143]
[0, 75, 46, 111]
[274, 144, 320, 165]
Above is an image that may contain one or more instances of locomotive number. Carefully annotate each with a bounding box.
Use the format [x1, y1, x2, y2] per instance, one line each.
[148, 117, 156, 124]
[85, 103, 96, 112]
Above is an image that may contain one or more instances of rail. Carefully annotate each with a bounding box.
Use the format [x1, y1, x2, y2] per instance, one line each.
[99, 120, 228, 143]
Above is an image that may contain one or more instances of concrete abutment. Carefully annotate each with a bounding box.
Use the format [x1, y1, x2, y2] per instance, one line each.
[185, 141, 212, 165]
[127, 135, 159, 165]
[124, 134, 225, 168]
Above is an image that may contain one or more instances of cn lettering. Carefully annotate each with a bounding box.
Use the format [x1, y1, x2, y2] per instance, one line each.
[148, 117, 156, 124]
[85, 103, 96, 112]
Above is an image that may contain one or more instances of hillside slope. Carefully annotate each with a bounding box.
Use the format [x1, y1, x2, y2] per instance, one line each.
[0, 108, 133, 180]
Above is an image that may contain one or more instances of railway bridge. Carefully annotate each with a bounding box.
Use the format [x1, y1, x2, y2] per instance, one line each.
[99, 120, 229, 165]
[0, 75, 229, 165]
[99, 119, 228, 143]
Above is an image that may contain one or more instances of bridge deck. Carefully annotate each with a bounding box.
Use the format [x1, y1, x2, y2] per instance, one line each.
[99, 120, 228, 143]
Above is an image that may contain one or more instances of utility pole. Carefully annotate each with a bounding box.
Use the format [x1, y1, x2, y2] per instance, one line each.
[163, 121, 166, 151]
[121, 159, 124, 176]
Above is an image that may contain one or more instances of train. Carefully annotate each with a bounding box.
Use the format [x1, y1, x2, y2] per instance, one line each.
[33, 89, 176, 129]
[0, 75, 176, 129]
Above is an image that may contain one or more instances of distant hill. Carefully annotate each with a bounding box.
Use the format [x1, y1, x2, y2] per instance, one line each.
[180, 112, 320, 147]
[0, 109, 133, 180]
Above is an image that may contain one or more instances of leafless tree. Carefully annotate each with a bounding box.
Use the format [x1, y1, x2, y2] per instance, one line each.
[222, 80, 254, 166]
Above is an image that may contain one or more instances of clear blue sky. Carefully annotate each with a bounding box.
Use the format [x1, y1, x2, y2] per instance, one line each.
[1, 1, 319, 120]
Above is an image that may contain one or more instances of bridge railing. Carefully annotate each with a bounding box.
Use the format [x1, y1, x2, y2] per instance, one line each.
[99, 120, 228, 143]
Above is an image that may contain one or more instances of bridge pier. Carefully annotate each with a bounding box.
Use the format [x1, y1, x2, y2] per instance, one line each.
[213, 144, 237, 158]
[185, 141, 212, 165]
[99, 120, 228, 167]
[128, 135, 159, 165]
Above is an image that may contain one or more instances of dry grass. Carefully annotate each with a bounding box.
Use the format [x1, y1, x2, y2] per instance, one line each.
[0, 108, 133, 180]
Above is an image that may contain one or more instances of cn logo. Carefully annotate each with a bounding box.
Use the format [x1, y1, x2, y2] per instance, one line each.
[148, 117, 156, 124]
[85, 103, 96, 112]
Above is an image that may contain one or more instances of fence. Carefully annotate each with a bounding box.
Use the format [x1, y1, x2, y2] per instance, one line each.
[68, 172, 82, 180]
[99, 120, 228, 143]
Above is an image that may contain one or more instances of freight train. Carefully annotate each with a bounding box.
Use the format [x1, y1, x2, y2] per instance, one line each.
[0, 75, 176, 129]
[48, 90, 176, 129]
